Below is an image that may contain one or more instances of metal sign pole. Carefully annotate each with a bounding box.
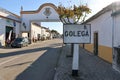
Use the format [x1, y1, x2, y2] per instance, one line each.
[72, 43, 79, 76]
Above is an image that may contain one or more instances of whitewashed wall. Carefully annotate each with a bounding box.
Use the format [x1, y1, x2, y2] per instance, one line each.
[41, 28, 46, 36]
[114, 14, 120, 47]
[21, 6, 60, 32]
[0, 18, 5, 46]
[45, 31, 50, 37]
[0, 8, 21, 46]
[15, 22, 20, 38]
[87, 11, 113, 48]
[31, 23, 41, 39]
[0, 18, 20, 46]
[22, 33, 28, 38]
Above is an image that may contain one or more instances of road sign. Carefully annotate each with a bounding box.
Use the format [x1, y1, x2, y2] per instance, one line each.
[63, 24, 91, 43]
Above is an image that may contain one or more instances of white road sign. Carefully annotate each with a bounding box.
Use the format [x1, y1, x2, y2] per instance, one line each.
[63, 24, 91, 43]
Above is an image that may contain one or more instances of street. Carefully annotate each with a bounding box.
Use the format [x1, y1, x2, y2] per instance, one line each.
[0, 39, 63, 80]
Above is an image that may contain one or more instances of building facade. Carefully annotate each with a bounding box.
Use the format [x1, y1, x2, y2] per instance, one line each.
[0, 3, 60, 47]
[31, 23, 42, 42]
[84, 2, 120, 72]
[0, 7, 21, 47]
[20, 3, 60, 43]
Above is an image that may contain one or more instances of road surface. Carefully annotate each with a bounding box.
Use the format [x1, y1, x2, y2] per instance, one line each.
[0, 39, 63, 80]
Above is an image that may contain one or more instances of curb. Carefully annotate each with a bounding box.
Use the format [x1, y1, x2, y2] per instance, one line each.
[53, 44, 74, 80]
[54, 44, 65, 80]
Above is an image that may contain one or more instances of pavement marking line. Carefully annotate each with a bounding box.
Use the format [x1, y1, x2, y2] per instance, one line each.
[0, 55, 23, 66]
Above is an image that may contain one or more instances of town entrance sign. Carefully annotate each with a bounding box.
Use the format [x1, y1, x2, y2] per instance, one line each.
[63, 24, 91, 43]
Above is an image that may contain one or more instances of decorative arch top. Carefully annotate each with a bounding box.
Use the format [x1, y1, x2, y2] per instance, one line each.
[21, 3, 58, 14]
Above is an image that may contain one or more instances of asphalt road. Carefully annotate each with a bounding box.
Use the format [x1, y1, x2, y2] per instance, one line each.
[0, 39, 63, 80]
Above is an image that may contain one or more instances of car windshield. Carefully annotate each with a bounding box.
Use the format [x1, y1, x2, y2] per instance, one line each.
[14, 38, 23, 42]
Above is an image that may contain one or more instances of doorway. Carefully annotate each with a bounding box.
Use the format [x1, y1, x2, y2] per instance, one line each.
[6, 26, 15, 43]
[94, 32, 98, 55]
[113, 47, 120, 72]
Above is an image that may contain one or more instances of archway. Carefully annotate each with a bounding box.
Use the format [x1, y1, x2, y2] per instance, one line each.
[20, 3, 61, 43]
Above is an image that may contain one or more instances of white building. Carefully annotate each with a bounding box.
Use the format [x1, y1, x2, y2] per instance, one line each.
[84, 1, 120, 72]
[0, 7, 21, 47]
[41, 27, 51, 40]
[31, 23, 42, 42]
[0, 3, 57, 47]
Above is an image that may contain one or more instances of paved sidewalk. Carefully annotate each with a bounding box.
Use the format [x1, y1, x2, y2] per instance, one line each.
[54, 44, 120, 80]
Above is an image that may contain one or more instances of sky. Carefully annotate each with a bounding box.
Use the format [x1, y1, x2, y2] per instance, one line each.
[0, 0, 119, 34]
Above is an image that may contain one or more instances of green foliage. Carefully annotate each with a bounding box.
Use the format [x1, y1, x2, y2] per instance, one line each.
[51, 30, 60, 35]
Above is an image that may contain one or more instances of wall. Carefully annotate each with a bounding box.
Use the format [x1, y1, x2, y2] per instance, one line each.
[15, 22, 20, 38]
[0, 18, 5, 46]
[31, 23, 41, 40]
[114, 14, 120, 47]
[0, 9, 21, 47]
[21, 6, 60, 32]
[22, 33, 28, 38]
[45, 31, 50, 38]
[85, 10, 113, 63]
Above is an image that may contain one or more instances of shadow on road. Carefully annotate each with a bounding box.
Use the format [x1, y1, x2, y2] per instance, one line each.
[4, 61, 33, 68]
[0, 46, 55, 58]
[15, 46, 62, 80]
[0, 43, 63, 58]
[0, 47, 49, 58]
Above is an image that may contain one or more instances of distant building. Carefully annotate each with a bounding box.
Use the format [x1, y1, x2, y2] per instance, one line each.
[0, 3, 60, 47]
[51, 32, 57, 39]
[31, 23, 42, 42]
[41, 27, 51, 40]
[51, 30, 60, 39]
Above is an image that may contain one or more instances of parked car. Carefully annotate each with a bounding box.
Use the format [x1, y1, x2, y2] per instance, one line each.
[11, 37, 29, 48]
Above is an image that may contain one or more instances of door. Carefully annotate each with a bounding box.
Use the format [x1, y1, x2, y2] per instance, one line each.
[94, 32, 98, 56]
[6, 26, 14, 41]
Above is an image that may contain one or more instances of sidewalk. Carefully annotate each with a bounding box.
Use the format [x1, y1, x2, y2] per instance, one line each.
[54, 44, 120, 80]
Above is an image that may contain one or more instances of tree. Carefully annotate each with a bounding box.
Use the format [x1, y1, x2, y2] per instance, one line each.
[57, 2, 91, 57]
[51, 30, 60, 35]
[57, 3, 91, 24]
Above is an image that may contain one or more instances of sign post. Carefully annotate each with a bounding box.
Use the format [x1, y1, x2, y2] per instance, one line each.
[72, 43, 79, 76]
[63, 24, 91, 76]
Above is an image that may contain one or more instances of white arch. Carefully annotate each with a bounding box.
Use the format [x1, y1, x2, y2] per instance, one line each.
[20, 3, 61, 43]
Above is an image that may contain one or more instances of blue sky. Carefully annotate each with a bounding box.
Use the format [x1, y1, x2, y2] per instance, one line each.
[0, 0, 119, 34]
